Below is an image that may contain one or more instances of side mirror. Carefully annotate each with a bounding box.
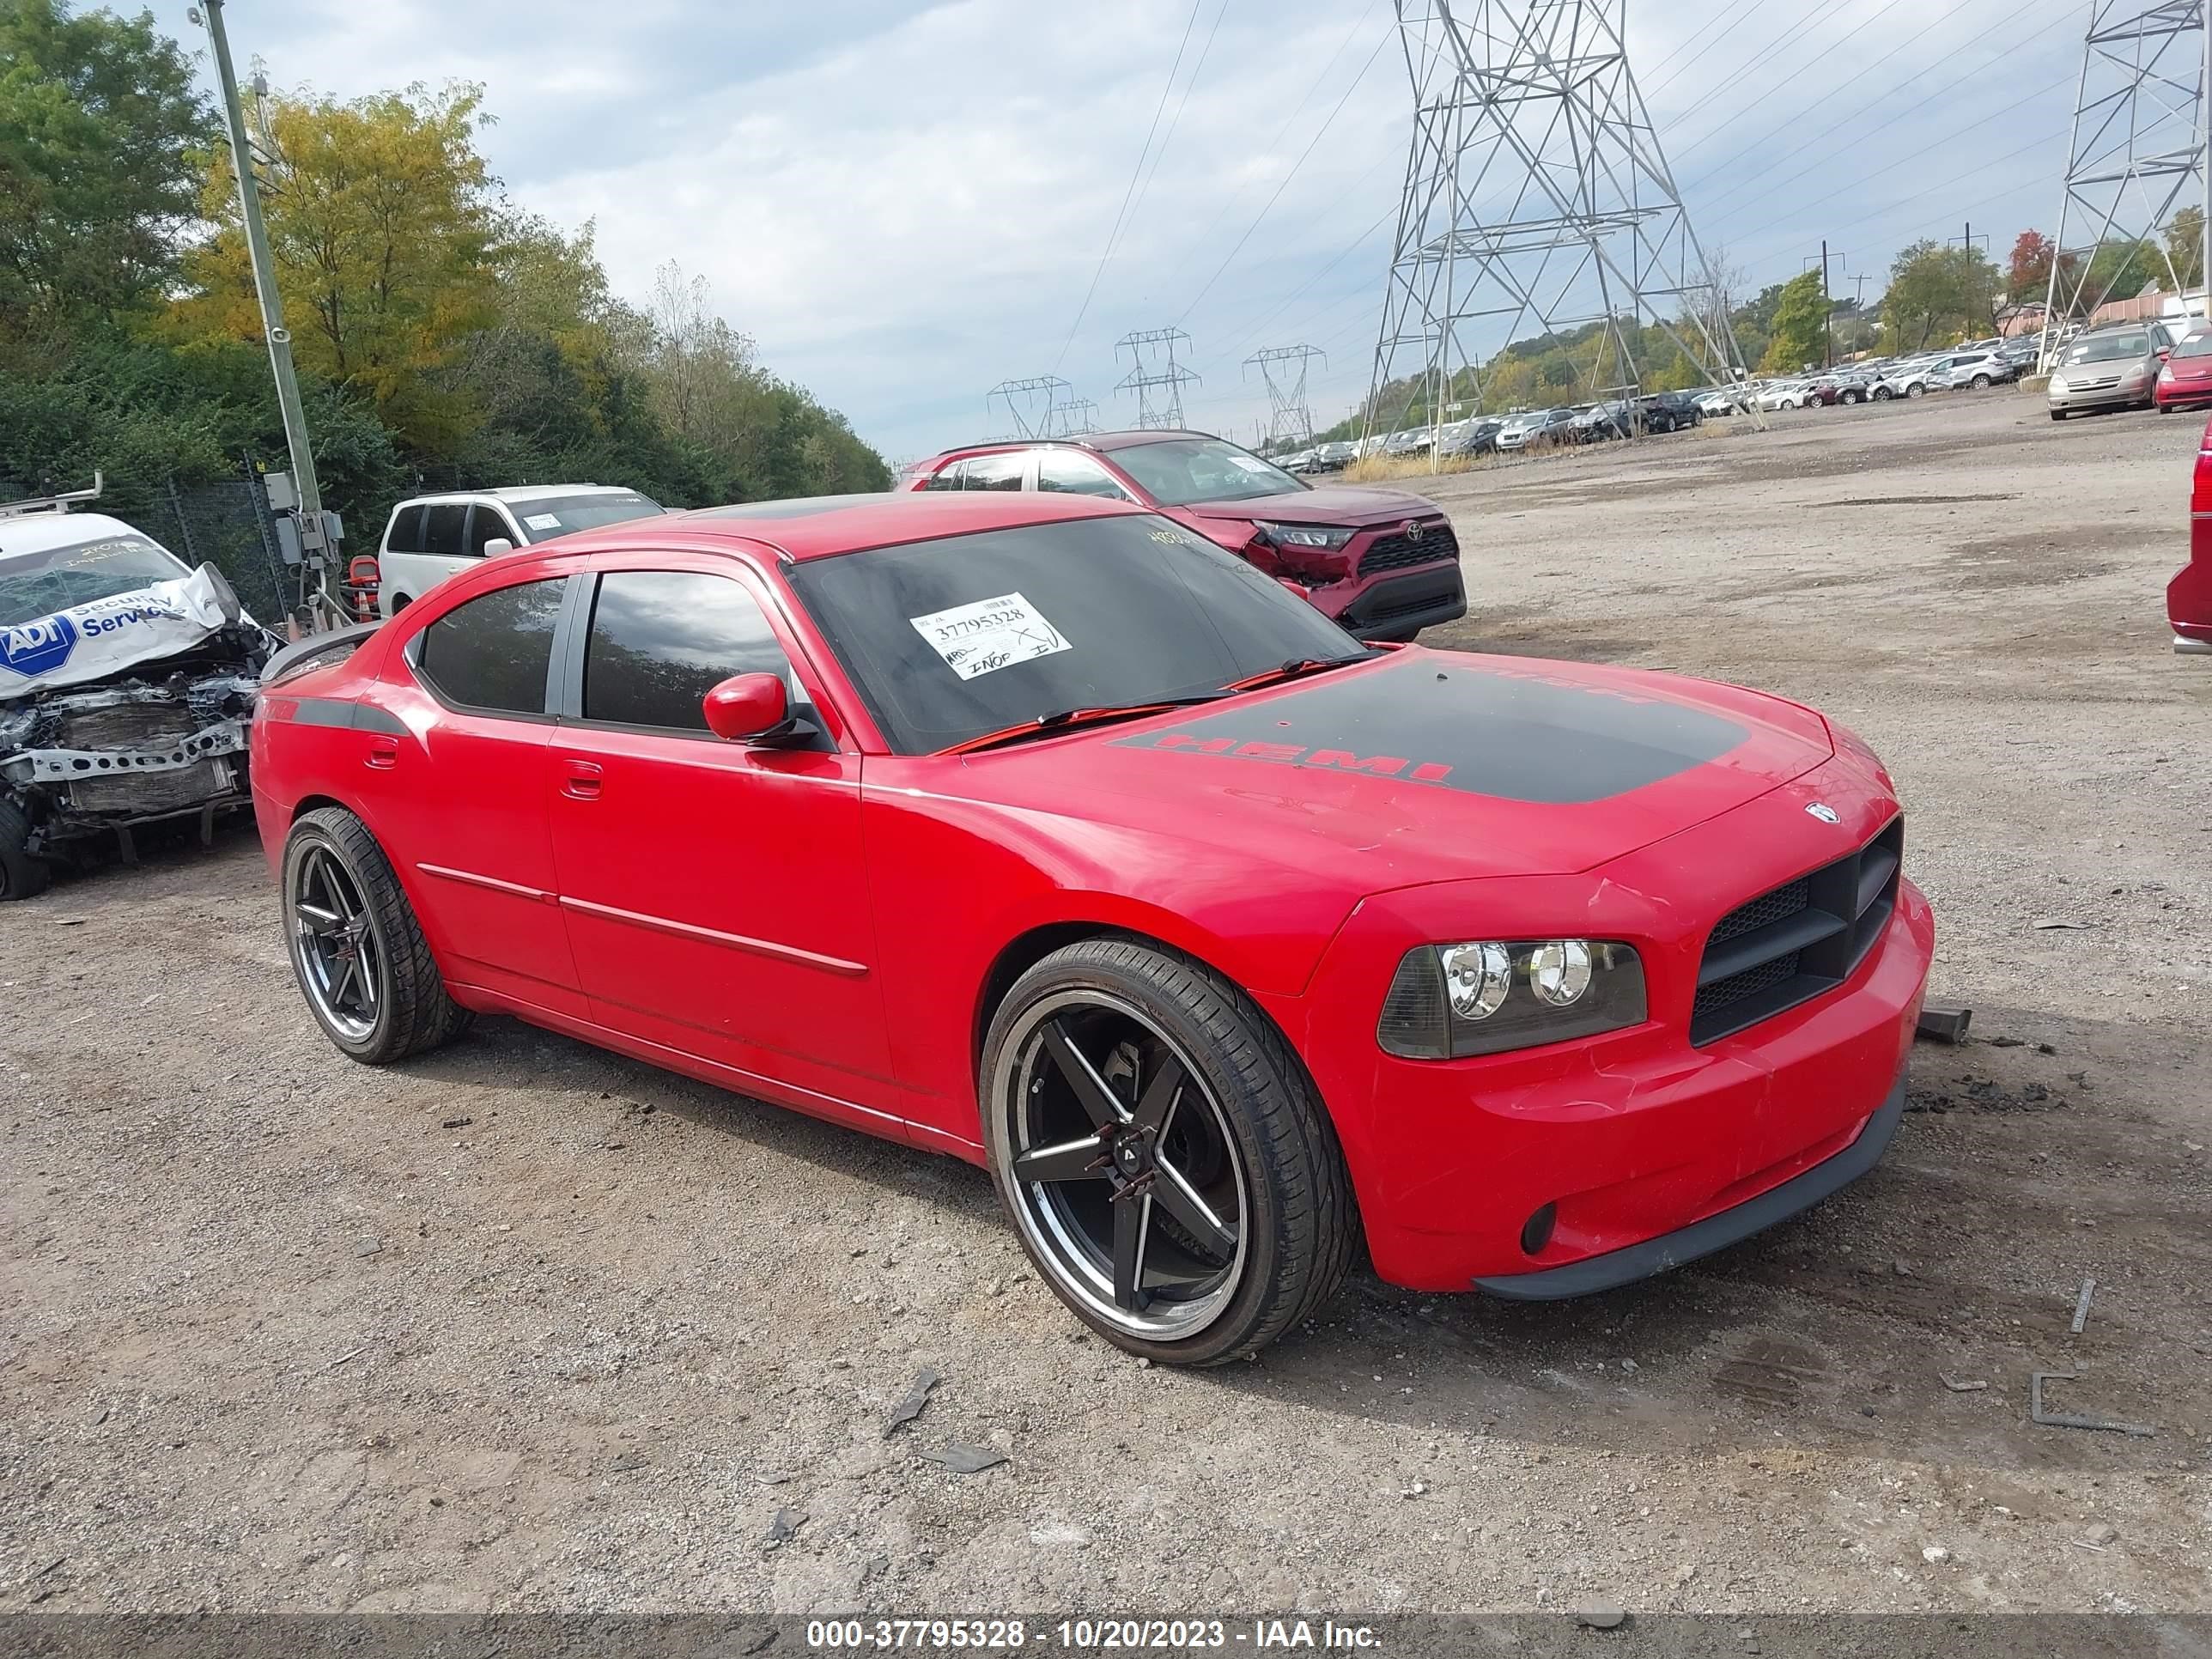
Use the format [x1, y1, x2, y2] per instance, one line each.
[2158, 348, 2173, 362]
[482, 537, 514, 557]
[702, 672, 790, 742]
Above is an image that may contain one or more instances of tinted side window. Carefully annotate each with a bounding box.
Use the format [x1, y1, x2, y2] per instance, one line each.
[1036, 452, 1130, 499]
[583, 571, 794, 733]
[960, 453, 1027, 491]
[468, 507, 514, 556]
[416, 578, 565, 714]
[385, 505, 426, 553]
[422, 504, 470, 557]
[919, 462, 963, 491]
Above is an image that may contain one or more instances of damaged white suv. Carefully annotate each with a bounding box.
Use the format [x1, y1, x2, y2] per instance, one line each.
[0, 500, 275, 898]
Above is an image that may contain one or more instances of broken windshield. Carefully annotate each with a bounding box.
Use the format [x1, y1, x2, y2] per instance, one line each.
[0, 532, 190, 628]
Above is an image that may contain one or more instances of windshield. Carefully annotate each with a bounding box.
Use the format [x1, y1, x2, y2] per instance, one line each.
[2066, 332, 2149, 364]
[507, 492, 662, 542]
[786, 514, 1361, 753]
[1107, 439, 1304, 507]
[2174, 333, 2212, 360]
[0, 530, 189, 627]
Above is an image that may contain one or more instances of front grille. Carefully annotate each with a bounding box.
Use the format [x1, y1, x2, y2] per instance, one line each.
[1689, 819, 1903, 1046]
[1359, 519, 1459, 576]
[56, 696, 193, 751]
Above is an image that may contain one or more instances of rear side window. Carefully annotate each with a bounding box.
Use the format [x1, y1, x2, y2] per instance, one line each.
[415, 577, 565, 715]
[384, 505, 426, 553]
[422, 503, 470, 557]
[959, 453, 1027, 491]
[582, 570, 796, 733]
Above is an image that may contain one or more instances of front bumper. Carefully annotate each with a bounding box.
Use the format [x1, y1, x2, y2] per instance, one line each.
[1328, 565, 1468, 639]
[1474, 1074, 1905, 1297]
[2050, 380, 2150, 412]
[1274, 761, 1933, 1294]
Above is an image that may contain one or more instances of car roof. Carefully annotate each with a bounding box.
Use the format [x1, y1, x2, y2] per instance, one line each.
[397, 484, 645, 507]
[0, 510, 177, 564]
[925, 428, 1227, 465]
[652, 489, 1148, 562]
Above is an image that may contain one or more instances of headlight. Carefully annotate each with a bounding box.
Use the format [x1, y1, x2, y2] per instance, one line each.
[2160, 364, 2174, 381]
[2049, 375, 2069, 393]
[1254, 521, 1355, 550]
[1379, 939, 1646, 1059]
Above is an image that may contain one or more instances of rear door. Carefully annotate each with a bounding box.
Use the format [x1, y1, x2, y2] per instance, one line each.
[546, 557, 894, 1109]
[364, 567, 585, 1014]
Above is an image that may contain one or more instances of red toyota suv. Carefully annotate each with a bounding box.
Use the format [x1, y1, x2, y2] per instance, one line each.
[905, 430, 1468, 641]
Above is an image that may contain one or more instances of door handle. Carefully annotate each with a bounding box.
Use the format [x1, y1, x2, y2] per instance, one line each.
[561, 759, 603, 800]
[366, 738, 398, 770]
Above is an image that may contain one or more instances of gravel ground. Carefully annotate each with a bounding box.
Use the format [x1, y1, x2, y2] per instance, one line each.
[2, 386, 2208, 1616]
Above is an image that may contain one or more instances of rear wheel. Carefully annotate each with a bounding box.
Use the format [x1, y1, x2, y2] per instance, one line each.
[1972, 374, 1992, 389]
[0, 799, 52, 902]
[283, 806, 471, 1063]
[981, 939, 1356, 1365]
[1905, 382, 1925, 398]
[1872, 386, 1893, 401]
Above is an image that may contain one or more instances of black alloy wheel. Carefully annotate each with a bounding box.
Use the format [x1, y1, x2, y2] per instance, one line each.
[981, 939, 1356, 1364]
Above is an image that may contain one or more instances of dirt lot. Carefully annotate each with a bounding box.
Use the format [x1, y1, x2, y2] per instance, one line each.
[3, 388, 2208, 1617]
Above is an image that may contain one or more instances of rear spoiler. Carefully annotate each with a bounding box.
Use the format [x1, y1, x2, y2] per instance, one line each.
[262, 621, 381, 688]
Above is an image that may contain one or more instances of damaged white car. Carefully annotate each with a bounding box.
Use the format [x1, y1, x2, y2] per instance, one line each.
[0, 499, 276, 898]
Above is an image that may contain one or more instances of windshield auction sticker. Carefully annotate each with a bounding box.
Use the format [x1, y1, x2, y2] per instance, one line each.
[908, 592, 1071, 681]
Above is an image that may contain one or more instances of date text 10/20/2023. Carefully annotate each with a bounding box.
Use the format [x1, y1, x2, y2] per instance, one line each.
[804, 1620, 1385, 1650]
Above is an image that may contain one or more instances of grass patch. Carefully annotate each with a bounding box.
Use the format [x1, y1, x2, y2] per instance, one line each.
[1339, 452, 1482, 483]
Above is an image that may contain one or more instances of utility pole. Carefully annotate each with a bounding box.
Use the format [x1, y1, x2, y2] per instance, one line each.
[192, 0, 336, 629]
[1244, 345, 1326, 448]
[1804, 243, 1842, 368]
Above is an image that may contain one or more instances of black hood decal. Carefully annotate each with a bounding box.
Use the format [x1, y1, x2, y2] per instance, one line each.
[1110, 656, 1748, 804]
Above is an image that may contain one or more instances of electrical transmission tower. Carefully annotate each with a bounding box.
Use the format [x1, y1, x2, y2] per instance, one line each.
[1045, 398, 1100, 437]
[2042, 1, 2211, 355]
[1364, 1, 1749, 441]
[1245, 346, 1326, 447]
[1115, 328, 1202, 429]
[987, 376, 1072, 439]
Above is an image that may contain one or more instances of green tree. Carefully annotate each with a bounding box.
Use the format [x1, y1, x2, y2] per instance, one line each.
[1881, 240, 1999, 349]
[0, 0, 211, 337]
[2165, 208, 2204, 291]
[1759, 270, 1829, 372]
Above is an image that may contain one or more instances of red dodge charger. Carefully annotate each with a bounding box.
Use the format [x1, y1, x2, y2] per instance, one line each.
[252, 491, 1933, 1364]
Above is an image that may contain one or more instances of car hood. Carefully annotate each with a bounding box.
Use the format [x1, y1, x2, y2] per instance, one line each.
[1176, 484, 1443, 530]
[933, 648, 1836, 889]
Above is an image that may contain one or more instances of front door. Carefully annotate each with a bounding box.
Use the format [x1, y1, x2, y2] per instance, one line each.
[545, 563, 894, 1110]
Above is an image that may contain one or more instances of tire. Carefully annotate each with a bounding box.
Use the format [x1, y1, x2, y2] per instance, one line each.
[1843, 390, 1863, 405]
[282, 805, 471, 1063]
[1972, 374, 1991, 390]
[1872, 386, 1893, 401]
[0, 798, 52, 902]
[2051, 410, 2068, 421]
[980, 937, 1357, 1365]
[1905, 382, 1924, 398]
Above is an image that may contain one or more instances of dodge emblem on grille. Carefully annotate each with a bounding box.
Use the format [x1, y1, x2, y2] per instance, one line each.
[1805, 802, 1841, 824]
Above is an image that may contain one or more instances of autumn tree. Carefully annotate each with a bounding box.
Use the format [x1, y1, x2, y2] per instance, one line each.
[0, 0, 211, 337]
[172, 82, 498, 446]
[2008, 229, 2056, 300]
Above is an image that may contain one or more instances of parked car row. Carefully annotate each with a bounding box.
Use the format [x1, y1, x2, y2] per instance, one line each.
[1744, 337, 2042, 413]
[1274, 390, 1711, 470]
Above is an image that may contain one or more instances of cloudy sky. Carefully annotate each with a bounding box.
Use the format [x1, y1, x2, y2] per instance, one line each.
[148, 0, 2106, 464]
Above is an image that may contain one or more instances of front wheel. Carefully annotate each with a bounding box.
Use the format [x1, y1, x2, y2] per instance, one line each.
[981, 939, 1357, 1365]
[0, 799, 52, 902]
[1905, 382, 1924, 398]
[2051, 409, 2068, 421]
[283, 806, 471, 1063]
[1872, 386, 1893, 401]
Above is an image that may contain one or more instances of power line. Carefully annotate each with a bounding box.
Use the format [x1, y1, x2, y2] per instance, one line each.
[1052, 0, 1209, 373]
[1146, 0, 1384, 308]
[1177, 25, 1394, 326]
[1662, 0, 1915, 161]
[1126, 0, 1236, 232]
[1638, 0, 1765, 88]
[1644, 0, 1858, 103]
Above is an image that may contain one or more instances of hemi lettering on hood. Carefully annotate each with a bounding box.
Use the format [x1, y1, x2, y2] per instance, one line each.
[1111, 656, 1749, 805]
